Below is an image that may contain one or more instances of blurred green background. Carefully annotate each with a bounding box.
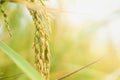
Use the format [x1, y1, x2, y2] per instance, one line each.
[1, 0, 120, 80]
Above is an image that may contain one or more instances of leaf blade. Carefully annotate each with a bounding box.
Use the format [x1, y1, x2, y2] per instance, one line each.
[0, 41, 42, 80]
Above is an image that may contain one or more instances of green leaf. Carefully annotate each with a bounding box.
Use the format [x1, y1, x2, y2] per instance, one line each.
[0, 41, 42, 80]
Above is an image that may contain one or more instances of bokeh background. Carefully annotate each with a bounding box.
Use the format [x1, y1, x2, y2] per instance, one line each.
[1, 0, 120, 80]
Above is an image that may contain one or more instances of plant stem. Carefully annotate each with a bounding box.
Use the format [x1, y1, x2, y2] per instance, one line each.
[57, 57, 102, 80]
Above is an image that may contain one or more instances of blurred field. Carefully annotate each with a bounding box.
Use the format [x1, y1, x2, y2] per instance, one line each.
[1, 0, 120, 80]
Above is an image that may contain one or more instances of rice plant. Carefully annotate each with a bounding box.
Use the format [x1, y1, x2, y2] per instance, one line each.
[0, 0, 51, 80]
[1, 0, 118, 80]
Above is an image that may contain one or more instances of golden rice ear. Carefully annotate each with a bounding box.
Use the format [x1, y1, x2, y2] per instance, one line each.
[27, 0, 51, 80]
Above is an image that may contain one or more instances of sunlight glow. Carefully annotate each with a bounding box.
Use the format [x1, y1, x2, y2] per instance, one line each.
[46, 0, 120, 56]
[64, 0, 120, 26]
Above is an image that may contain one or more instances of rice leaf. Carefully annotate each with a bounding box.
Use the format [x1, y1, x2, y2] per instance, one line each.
[0, 41, 42, 80]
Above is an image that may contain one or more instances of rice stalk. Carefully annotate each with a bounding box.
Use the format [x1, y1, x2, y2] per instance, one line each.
[0, 1, 12, 37]
[57, 58, 102, 80]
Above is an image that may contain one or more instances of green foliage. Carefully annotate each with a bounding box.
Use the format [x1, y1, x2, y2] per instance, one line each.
[0, 41, 42, 80]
